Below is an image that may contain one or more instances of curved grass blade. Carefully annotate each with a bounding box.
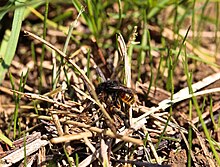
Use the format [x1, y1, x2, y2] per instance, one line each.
[0, 0, 27, 83]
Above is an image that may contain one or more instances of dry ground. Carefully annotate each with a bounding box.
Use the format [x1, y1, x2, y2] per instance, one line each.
[0, 1, 220, 167]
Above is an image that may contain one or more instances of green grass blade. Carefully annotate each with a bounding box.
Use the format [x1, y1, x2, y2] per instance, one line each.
[39, 0, 49, 92]
[183, 50, 193, 167]
[146, 29, 153, 94]
[196, 0, 209, 43]
[9, 73, 15, 99]
[173, 26, 190, 69]
[166, 49, 174, 92]
[137, 9, 147, 81]
[173, 0, 178, 34]
[0, 133, 13, 147]
[187, 99, 193, 167]
[147, 0, 170, 19]
[0, 1, 13, 20]
[0, 0, 27, 84]
[52, 10, 73, 22]
[117, 0, 122, 29]
[63, 145, 73, 166]
[209, 96, 218, 131]
[87, 49, 91, 78]
[191, 0, 196, 42]
[31, 42, 37, 65]
[75, 153, 79, 167]
[214, 2, 219, 55]
[154, 54, 163, 87]
[13, 72, 24, 139]
[0, 30, 10, 63]
[72, 0, 96, 38]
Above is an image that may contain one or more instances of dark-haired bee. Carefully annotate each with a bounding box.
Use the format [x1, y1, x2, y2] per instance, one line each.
[95, 80, 136, 130]
[96, 80, 135, 109]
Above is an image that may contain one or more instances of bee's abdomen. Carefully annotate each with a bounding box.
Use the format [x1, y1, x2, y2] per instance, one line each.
[119, 92, 135, 105]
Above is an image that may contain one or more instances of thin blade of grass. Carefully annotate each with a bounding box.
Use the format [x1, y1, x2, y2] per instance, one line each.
[146, 28, 153, 95]
[75, 153, 79, 167]
[87, 49, 91, 78]
[154, 54, 163, 88]
[147, 0, 170, 19]
[196, 0, 209, 44]
[214, 2, 219, 56]
[191, 0, 196, 43]
[72, 0, 99, 39]
[0, 133, 13, 147]
[173, 26, 191, 69]
[183, 49, 193, 167]
[187, 99, 193, 167]
[137, 9, 147, 80]
[39, 0, 49, 92]
[117, 0, 122, 29]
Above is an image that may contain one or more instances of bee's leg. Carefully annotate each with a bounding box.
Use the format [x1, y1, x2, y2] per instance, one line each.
[123, 117, 130, 128]
[112, 106, 130, 128]
[115, 98, 121, 110]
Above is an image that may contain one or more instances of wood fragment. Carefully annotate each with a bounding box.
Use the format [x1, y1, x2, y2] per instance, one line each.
[1, 138, 48, 167]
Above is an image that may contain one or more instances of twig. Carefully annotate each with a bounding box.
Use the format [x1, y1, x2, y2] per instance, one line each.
[29, 114, 144, 145]
[135, 87, 220, 123]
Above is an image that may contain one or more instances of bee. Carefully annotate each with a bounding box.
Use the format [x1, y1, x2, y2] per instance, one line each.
[96, 80, 135, 109]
